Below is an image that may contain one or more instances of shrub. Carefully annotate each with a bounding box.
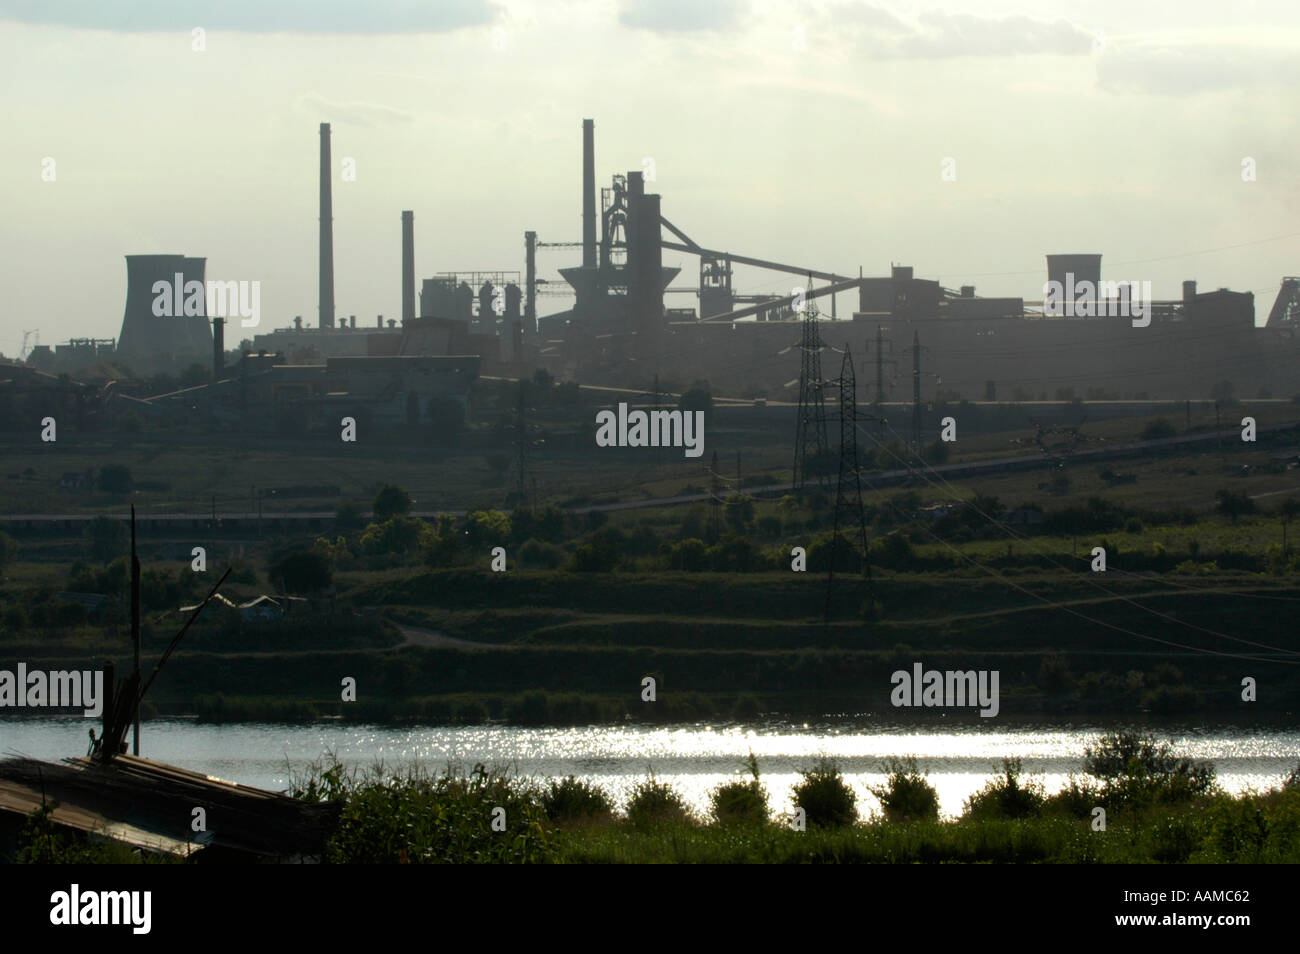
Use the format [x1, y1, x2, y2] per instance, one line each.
[710, 752, 769, 825]
[1043, 776, 1102, 819]
[962, 758, 1046, 821]
[870, 756, 938, 824]
[312, 761, 554, 864]
[518, 538, 564, 569]
[626, 775, 691, 828]
[372, 484, 412, 521]
[542, 776, 615, 824]
[793, 756, 857, 827]
[1082, 731, 1215, 806]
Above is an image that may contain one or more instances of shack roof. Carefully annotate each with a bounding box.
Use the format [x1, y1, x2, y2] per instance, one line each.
[0, 755, 338, 861]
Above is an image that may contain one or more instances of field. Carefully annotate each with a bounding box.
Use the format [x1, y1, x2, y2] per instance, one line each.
[2, 400, 1298, 724]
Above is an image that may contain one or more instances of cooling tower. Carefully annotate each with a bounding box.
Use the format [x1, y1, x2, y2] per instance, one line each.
[116, 254, 214, 361]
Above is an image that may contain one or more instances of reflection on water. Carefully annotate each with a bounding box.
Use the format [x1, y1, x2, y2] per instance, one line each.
[4, 718, 1297, 818]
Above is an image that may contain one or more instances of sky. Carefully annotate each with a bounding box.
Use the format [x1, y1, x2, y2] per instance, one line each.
[1, 0, 1298, 355]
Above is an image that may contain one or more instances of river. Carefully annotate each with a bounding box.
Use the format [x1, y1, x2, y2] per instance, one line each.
[3, 717, 1296, 819]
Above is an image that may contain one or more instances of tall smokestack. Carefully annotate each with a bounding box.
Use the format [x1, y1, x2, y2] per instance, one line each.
[319, 122, 335, 329]
[212, 316, 225, 380]
[401, 210, 415, 323]
[525, 230, 537, 337]
[583, 119, 596, 270]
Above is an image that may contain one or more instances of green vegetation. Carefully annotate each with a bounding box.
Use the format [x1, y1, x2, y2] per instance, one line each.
[962, 758, 1046, 821]
[710, 751, 770, 825]
[792, 756, 857, 827]
[871, 756, 940, 824]
[234, 733, 1300, 863]
[625, 775, 692, 829]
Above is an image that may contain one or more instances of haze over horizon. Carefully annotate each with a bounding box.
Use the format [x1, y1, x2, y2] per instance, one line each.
[3, 0, 1297, 354]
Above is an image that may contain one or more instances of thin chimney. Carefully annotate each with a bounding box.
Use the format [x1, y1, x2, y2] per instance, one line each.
[402, 211, 415, 323]
[319, 122, 335, 329]
[583, 119, 596, 270]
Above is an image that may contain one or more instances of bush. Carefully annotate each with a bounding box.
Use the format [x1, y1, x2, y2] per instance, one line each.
[626, 775, 691, 828]
[962, 758, 1046, 821]
[307, 760, 554, 864]
[518, 538, 564, 569]
[359, 515, 434, 556]
[1082, 731, 1215, 806]
[1043, 776, 1102, 819]
[792, 756, 857, 827]
[870, 756, 938, 824]
[542, 776, 615, 824]
[710, 752, 769, 825]
[1215, 489, 1256, 522]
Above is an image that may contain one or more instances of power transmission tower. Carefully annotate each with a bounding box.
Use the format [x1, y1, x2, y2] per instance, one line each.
[792, 284, 829, 495]
[825, 346, 873, 628]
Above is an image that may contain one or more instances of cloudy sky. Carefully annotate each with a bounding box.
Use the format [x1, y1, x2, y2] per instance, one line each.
[2, 0, 1297, 353]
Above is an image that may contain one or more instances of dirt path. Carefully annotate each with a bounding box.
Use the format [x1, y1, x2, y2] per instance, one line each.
[394, 624, 505, 650]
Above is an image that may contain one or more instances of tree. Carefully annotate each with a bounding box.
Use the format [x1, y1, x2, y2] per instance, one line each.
[372, 485, 412, 521]
[87, 515, 127, 564]
[98, 464, 133, 494]
[359, 516, 432, 555]
[269, 550, 333, 595]
[464, 510, 511, 548]
[1215, 489, 1256, 523]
